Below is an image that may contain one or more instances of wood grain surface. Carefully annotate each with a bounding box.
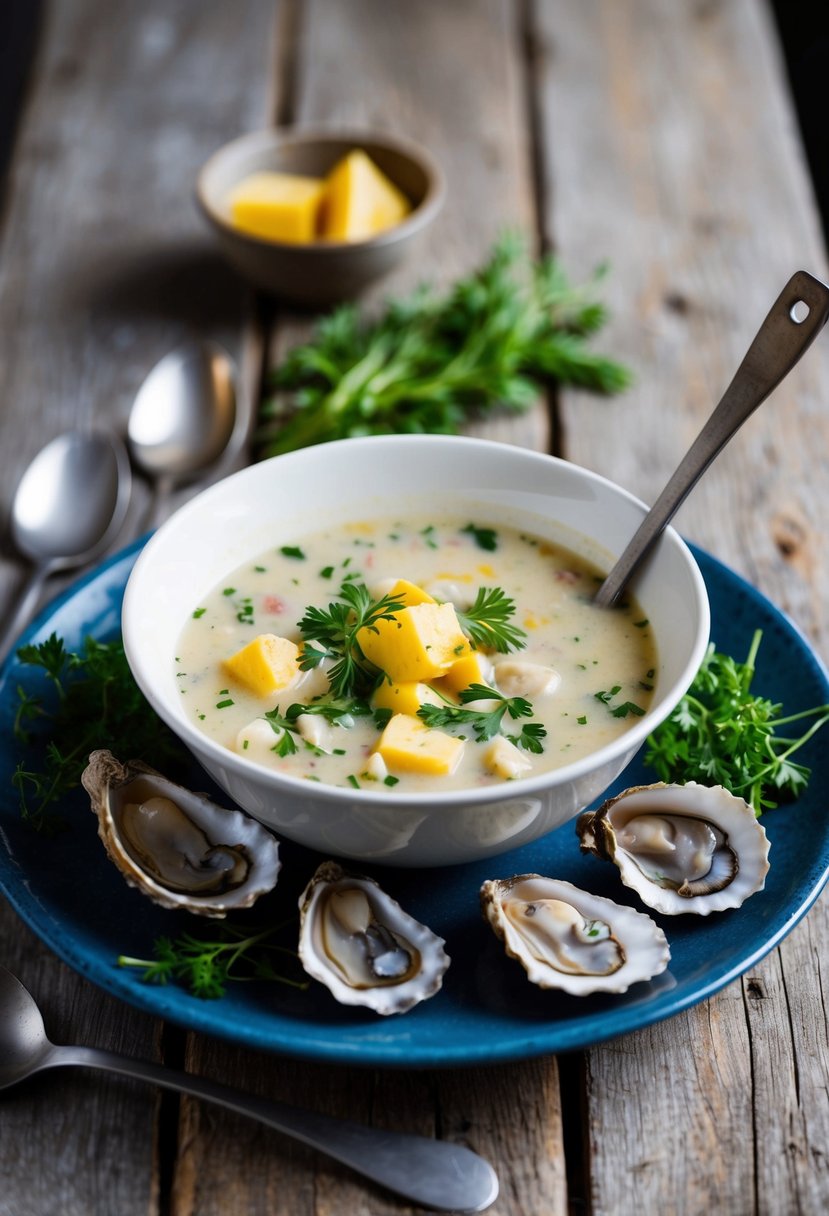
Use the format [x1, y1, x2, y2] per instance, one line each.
[0, 2, 827, 1215]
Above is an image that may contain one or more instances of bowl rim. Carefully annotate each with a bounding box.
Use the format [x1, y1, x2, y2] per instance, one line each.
[123, 434, 711, 809]
[195, 125, 446, 253]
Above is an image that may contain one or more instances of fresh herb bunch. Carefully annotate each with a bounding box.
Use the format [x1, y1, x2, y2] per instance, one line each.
[13, 633, 181, 834]
[117, 920, 309, 1000]
[644, 630, 829, 815]
[418, 683, 546, 753]
[257, 234, 631, 456]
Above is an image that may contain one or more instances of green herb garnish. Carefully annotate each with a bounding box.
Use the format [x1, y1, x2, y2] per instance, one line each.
[462, 523, 499, 551]
[256, 235, 630, 456]
[644, 629, 829, 814]
[296, 582, 405, 698]
[418, 683, 546, 752]
[456, 587, 526, 654]
[117, 920, 309, 1000]
[12, 633, 180, 833]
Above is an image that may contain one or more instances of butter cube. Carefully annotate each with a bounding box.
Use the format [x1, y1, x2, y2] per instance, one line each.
[372, 679, 444, 717]
[222, 633, 301, 698]
[384, 578, 436, 607]
[320, 150, 411, 241]
[228, 171, 325, 243]
[375, 713, 464, 776]
[357, 601, 469, 683]
[435, 651, 489, 695]
[483, 736, 534, 780]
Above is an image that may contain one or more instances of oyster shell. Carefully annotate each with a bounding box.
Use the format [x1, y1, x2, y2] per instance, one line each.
[480, 874, 670, 995]
[82, 749, 281, 917]
[298, 861, 450, 1014]
[577, 781, 770, 915]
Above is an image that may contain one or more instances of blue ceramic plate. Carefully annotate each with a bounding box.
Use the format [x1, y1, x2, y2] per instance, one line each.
[1, 540, 827, 1067]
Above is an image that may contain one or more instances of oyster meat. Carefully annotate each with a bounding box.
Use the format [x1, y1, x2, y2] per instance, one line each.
[480, 874, 670, 995]
[577, 781, 770, 915]
[298, 861, 450, 1014]
[82, 749, 281, 917]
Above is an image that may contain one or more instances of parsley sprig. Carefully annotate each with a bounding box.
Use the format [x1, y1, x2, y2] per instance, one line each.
[117, 920, 309, 1000]
[257, 235, 631, 456]
[644, 629, 829, 814]
[297, 582, 404, 699]
[418, 683, 546, 753]
[12, 633, 180, 833]
[456, 587, 526, 653]
[263, 696, 371, 755]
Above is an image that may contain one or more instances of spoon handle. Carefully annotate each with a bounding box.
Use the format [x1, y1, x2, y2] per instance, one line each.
[41, 1043, 498, 1212]
[594, 270, 829, 607]
[0, 561, 54, 666]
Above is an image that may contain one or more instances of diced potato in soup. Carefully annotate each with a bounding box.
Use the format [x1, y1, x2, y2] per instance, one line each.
[175, 517, 657, 793]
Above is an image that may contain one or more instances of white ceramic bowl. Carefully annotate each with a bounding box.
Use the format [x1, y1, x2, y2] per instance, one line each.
[122, 435, 710, 867]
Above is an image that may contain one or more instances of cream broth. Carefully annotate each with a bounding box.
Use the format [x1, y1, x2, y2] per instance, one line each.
[175, 517, 656, 792]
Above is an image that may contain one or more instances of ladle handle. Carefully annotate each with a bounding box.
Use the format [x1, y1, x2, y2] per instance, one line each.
[0, 560, 55, 666]
[594, 270, 829, 607]
[40, 1044, 498, 1213]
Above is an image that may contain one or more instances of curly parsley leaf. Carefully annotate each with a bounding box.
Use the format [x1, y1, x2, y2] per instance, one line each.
[418, 683, 546, 751]
[297, 582, 405, 699]
[644, 629, 829, 814]
[456, 587, 526, 654]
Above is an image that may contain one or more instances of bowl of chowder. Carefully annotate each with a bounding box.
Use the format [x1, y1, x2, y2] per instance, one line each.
[122, 434, 710, 867]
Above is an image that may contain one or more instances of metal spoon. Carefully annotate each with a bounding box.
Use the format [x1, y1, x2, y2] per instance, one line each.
[0, 965, 498, 1213]
[127, 340, 239, 529]
[594, 270, 829, 607]
[0, 431, 131, 664]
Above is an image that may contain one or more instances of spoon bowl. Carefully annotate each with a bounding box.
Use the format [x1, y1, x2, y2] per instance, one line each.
[0, 431, 131, 663]
[0, 963, 497, 1211]
[127, 341, 239, 528]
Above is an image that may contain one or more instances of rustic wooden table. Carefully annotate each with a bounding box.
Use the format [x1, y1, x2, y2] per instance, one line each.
[1, 2, 828, 1213]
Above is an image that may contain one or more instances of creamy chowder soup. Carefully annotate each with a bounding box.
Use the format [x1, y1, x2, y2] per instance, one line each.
[175, 516, 657, 793]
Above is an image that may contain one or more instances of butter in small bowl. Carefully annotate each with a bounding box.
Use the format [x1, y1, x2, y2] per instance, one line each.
[228, 150, 411, 245]
[196, 129, 442, 303]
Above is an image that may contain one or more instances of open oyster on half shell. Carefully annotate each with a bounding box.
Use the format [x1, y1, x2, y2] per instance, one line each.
[298, 861, 450, 1015]
[577, 781, 770, 916]
[480, 874, 670, 995]
[82, 749, 281, 918]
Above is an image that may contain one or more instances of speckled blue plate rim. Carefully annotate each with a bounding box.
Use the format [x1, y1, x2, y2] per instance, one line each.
[0, 537, 827, 1068]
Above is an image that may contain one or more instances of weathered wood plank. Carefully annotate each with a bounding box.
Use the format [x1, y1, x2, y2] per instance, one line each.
[0, 0, 273, 595]
[533, 1, 829, 1213]
[180, 3, 564, 1214]
[0, 1, 277, 1212]
[264, 0, 549, 452]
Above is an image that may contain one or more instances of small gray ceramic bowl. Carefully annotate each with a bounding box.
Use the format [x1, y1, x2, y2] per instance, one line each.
[196, 128, 444, 304]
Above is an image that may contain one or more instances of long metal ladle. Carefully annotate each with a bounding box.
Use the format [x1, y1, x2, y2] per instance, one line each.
[594, 270, 829, 607]
[0, 431, 131, 664]
[0, 965, 498, 1213]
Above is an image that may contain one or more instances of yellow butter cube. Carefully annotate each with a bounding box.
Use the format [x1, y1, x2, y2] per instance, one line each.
[222, 633, 301, 698]
[320, 150, 411, 241]
[357, 601, 469, 683]
[375, 713, 464, 776]
[435, 651, 487, 696]
[372, 679, 444, 717]
[385, 579, 436, 607]
[228, 171, 325, 243]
